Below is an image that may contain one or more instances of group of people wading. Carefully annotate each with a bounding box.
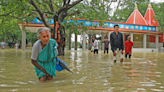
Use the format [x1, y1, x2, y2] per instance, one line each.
[31, 24, 133, 81]
[90, 25, 134, 63]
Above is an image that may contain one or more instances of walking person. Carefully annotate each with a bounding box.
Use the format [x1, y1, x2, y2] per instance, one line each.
[93, 37, 99, 54]
[0, 40, 5, 49]
[102, 37, 110, 54]
[110, 25, 124, 63]
[124, 36, 134, 59]
[15, 42, 19, 49]
[90, 36, 95, 52]
[62, 35, 66, 55]
[90, 36, 94, 46]
[31, 27, 58, 82]
[89, 42, 92, 50]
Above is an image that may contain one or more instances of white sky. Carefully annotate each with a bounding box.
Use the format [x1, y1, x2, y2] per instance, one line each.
[150, 0, 164, 3]
[71, 0, 164, 42]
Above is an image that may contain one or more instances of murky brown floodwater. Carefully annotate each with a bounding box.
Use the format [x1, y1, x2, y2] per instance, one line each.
[0, 49, 164, 92]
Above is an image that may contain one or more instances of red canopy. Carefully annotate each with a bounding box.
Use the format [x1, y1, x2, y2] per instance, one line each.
[144, 4, 159, 26]
[126, 4, 147, 26]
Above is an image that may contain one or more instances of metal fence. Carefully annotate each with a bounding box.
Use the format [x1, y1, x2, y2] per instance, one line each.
[146, 42, 156, 48]
[133, 41, 157, 48]
[133, 41, 143, 48]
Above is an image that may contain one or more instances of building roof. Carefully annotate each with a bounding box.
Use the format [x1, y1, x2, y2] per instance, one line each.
[144, 3, 159, 26]
[126, 4, 147, 26]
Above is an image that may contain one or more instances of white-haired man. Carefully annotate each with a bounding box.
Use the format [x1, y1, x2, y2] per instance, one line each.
[31, 27, 58, 82]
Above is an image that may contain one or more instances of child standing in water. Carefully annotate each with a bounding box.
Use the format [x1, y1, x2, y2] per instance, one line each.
[15, 42, 19, 49]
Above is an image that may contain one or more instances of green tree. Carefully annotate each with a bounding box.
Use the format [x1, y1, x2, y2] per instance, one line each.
[26, 32, 37, 46]
[0, 0, 121, 54]
[110, 0, 150, 22]
[152, 3, 164, 32]
[0, 18, 21, 44]
[0, 0, 83, 55]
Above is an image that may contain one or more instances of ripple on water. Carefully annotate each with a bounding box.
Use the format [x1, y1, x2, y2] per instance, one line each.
[0, 84, 19, 87]
[0, 50, 164, 92]
[151, 89, 164, 91]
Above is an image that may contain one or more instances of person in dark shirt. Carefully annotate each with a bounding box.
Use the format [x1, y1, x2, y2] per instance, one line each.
[90, 36, 95, 46]
[62, 36, 66, 55]
[102, 37, 110, 54]
[26, 39, 28, 47]
[110, 25, 124, 63]
[90, 36, 95, 52]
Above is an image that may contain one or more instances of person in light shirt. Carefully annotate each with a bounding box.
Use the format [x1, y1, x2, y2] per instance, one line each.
[15, 42, 19, 49]
[93, 37, 99, 54]
[0, 40, 5, 49]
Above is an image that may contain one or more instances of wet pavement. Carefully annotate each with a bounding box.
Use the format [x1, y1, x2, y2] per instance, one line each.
[0, 49, 164, 92]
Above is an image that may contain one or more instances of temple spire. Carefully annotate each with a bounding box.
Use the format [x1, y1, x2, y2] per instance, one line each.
[144, 3, 159, 26]
[148, 3, 152, 8]
[135, 3, 138, 10]
[126, 3, 147, 25]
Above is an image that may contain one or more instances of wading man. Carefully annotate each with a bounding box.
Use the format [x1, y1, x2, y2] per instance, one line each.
[102, 37, 110, 54]
[110, 25, 124, 63]
[124, 36, 133, 59]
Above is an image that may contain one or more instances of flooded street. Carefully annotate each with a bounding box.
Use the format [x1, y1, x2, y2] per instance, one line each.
[0, 49, 164, 92]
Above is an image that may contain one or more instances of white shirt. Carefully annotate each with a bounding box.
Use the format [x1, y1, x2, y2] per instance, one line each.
[94, 40, 99, 49]
[31, 40, 42, 60]
[1, 42, 5, 47]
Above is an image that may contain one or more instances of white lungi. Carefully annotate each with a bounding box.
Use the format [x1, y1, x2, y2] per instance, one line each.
[113, 49, 124, 60]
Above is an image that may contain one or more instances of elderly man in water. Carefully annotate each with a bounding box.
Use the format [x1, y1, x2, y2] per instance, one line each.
[31, 27, 58, 82]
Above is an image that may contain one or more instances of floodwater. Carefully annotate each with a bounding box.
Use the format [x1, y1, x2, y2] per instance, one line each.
[0, 49, 164, 92]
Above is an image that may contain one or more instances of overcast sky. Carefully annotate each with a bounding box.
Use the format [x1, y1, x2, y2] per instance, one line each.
[150, 0, 164, 3]
[71, 0, 164, 42]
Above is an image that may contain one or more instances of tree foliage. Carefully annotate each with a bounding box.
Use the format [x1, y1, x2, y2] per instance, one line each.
[0, 17, 22, 43]
[110, 0, 150, 22]
[152, 3, 164, 32]
[0, 0, 83, 35]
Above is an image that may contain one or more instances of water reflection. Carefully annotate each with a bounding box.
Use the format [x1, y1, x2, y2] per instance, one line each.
[0, 49, 164, 92]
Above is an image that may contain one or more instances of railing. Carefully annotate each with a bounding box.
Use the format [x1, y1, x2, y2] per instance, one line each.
[133, 41, 143, 48]
[133, 41, 157, 48]
[146, 42, 156, 48]
[160, 47, 164, 52]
